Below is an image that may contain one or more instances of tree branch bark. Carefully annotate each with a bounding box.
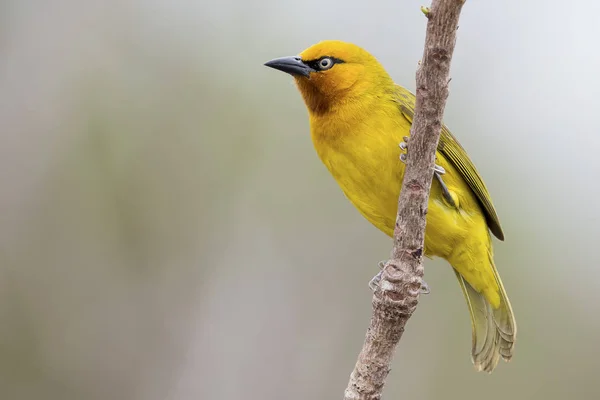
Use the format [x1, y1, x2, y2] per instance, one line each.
[343, 1, 465, 399]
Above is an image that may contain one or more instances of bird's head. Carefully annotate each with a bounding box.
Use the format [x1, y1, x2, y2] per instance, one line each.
[265, 40, 393, 115]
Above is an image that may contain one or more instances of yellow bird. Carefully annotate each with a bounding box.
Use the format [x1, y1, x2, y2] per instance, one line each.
[265, 40, 516, 373]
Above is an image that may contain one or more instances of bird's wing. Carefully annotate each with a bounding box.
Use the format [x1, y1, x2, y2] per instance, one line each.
[395, 86, 504, 240]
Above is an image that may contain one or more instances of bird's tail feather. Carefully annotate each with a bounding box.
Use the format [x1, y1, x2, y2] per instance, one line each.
[453, 261, 516, 373]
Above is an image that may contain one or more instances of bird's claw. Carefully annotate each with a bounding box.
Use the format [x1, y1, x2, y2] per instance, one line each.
[368, 260, 388, 290]
[420, 279, 431, 295]
[400, 136, 452, 205]
[399, 140, 408, 151]
[399, 136, 445, 175]
[399, 137, 409, 162]
[369, 270, 383, 291]
[398, 137, 409, 160]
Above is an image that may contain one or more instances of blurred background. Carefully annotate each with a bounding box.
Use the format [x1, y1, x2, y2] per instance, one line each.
[1, 1, 599, 399]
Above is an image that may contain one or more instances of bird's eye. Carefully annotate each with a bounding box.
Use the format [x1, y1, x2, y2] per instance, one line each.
[318, 57, 333, 70]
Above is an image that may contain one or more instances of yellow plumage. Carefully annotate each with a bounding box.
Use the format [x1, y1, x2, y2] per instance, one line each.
[265, 40, 516, 372]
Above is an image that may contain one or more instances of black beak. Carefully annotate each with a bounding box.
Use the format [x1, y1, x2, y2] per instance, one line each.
[264, 56, 314, 77]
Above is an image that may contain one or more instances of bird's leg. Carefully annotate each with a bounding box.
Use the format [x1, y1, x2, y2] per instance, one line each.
[399, 136, 446, 174]
[369, 259, 430, 294]
[434, 172, 457, 207]
[399, 136, 456, 208]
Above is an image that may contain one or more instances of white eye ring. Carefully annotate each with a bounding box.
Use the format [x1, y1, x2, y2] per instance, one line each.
[319, 57, 333, 70]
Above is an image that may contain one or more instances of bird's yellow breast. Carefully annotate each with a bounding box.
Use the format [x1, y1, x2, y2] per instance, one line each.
[309, 99, 486, 262]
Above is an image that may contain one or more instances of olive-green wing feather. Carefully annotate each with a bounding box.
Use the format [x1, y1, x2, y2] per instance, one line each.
[395, 86, 504, 240]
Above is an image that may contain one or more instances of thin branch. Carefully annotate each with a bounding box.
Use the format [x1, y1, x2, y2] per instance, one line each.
[343, 1, 466, 399]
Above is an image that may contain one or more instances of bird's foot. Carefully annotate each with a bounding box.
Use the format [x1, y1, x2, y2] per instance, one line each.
[369, 260, 430, 295]
[399, 136, 445, 174]
[399, 136, 455, 207]
[368, 260, 387, 291]
[368, 270, 383, 291]
[399, 136, 409, 163]
[419, 279, 431, 295]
